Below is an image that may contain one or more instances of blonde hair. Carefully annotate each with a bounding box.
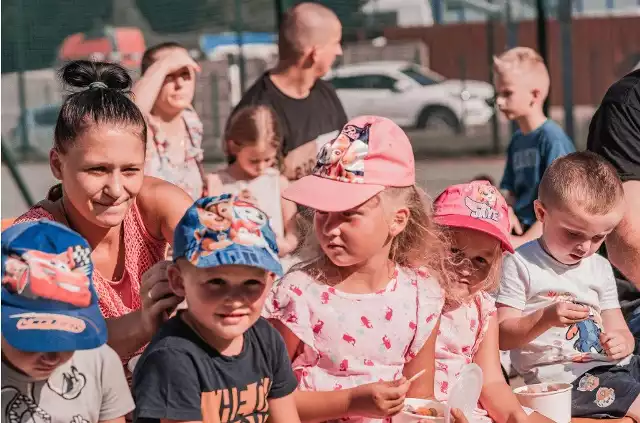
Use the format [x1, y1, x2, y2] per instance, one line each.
[224, 105, 282, 167]
[493, 46, 550, 98]
[290, 185, 454, 290]
[442, 228, 503, 309]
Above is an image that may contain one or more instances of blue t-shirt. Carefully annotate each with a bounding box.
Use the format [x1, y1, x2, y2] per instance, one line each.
[500, 120, 575, 226]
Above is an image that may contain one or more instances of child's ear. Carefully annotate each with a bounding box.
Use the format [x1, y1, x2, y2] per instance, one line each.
[49, 149, 63, 181]
[390, 207, 410, 237]
[533, 199, 546, 223]
[531, 88, 542, 105]
[227, 139, 241, 155]
[167, 263, 187, 297]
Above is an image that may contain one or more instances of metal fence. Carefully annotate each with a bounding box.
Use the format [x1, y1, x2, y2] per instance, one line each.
[2, 0, 640, 164]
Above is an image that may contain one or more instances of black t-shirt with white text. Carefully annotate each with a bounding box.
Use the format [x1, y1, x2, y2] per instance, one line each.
[132, 315, 297, 423]
[587, 69, 640, 313]
[233, 72, 348, 180]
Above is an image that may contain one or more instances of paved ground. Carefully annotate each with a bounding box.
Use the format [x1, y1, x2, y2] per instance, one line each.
[1, 156, 507, 218]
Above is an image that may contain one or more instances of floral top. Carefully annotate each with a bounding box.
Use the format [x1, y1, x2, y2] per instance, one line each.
[263, 266, 444, 423]
[436, 292, 496, 422]
[145, 108, 204, 200]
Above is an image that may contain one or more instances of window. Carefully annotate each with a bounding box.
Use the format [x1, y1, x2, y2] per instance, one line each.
[329, 75, 368, 89]
[329, 74, 397, 90]
[362, 74, 396, 90]
[401, 67, 444, 86]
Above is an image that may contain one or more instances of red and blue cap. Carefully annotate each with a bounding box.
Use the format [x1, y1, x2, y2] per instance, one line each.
[173, 194, 284, 276]
[1, 220, 107, 352]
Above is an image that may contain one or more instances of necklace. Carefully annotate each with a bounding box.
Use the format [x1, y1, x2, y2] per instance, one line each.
[58, 198, 76, 232]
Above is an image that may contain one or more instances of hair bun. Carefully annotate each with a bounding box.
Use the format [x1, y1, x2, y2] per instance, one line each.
[59, 60, 133, 92]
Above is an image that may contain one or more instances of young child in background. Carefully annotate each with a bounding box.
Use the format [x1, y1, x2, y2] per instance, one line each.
[433, 181, 551, 423]
[494, 47, 575, 249]
[133, 195, 300, 423]
[207, 105, 299, 263]
[497, 152, 639, 420]
[264, 116, 468, 423]
[1, 221, 133, 423]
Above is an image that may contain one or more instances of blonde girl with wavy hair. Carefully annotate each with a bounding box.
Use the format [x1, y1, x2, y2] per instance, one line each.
[262, 116, 468, 423]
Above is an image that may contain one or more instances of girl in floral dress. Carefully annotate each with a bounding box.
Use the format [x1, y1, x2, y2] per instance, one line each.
[432, 180, 551, 423]
[264, 116, 462, 423]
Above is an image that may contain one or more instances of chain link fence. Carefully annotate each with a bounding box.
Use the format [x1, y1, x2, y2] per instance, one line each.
[2, 0, 640, 163]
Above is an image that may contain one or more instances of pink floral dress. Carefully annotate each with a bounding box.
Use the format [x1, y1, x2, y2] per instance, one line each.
[435, 292, 496, 422]
[145, 108, 204, 200]
[263, 266, 444, 423]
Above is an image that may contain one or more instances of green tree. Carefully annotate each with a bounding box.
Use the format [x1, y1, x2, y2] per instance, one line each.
[135, 0, 227, 33]
[1, 0, 112, 73]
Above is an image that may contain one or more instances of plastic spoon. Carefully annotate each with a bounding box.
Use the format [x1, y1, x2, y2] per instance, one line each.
[408, 369, 426, 384]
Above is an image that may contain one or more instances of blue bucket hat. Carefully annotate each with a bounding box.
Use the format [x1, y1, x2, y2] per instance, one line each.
[1, 220, 107, 353]
[173, 194, 283, 276]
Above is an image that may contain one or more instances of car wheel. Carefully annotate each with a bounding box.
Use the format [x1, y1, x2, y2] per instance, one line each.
[416, 106, 462, 134]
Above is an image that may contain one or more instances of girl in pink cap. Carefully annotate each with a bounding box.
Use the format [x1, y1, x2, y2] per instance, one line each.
[432, 180, 552, 423]
[263, 116, 468, 423]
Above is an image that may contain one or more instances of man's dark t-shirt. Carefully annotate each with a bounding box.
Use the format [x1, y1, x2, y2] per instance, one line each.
[234, 73, 348, 180]
[132, 315, 298, 423]
[587, 69, 640, 315]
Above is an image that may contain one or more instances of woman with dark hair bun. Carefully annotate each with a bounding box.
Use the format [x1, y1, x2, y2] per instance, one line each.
[14, 60, 192, 378]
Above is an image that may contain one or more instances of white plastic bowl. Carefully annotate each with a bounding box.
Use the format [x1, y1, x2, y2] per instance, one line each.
[513, 382, 572, 423]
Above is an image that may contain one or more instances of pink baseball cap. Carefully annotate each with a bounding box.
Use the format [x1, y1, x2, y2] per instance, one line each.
[283, 116, 415, 212]
[433, 180, 514, 253]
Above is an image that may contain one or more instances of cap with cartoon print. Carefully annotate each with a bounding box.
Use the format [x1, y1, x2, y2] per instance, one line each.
[173, 194, 283, 276]
[283, 115, 416, 212]
[433, 180, 514, 253]
[1, 220, 107, 352]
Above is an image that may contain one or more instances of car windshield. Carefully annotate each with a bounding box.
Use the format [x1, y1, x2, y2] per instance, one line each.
[400, 66, 445, 86]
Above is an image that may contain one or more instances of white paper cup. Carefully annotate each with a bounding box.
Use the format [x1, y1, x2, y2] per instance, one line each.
[393, 398, 448, 423]
[513, 383, 572, 423]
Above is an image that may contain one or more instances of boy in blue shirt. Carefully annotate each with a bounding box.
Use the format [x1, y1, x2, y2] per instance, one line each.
[494, 47, 575, 248]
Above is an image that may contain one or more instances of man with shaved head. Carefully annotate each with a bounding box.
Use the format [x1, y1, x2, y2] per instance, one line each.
[232, 2, 347, 181]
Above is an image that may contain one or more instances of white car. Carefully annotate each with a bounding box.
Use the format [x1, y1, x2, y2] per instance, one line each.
[326, 61, 495, 133]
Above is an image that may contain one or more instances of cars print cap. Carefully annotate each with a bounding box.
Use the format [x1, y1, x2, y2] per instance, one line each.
[283, 115, 416, 212]
[1, 220, 107, 352]
[173, 194, 283, 276]
[433, 180, 514, 253]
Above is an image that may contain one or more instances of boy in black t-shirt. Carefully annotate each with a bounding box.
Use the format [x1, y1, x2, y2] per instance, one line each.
[133, 194, 300, 423]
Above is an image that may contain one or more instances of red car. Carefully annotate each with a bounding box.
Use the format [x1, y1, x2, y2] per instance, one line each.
[3, 247, 91, 307]
[57, 26, 146, 69]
